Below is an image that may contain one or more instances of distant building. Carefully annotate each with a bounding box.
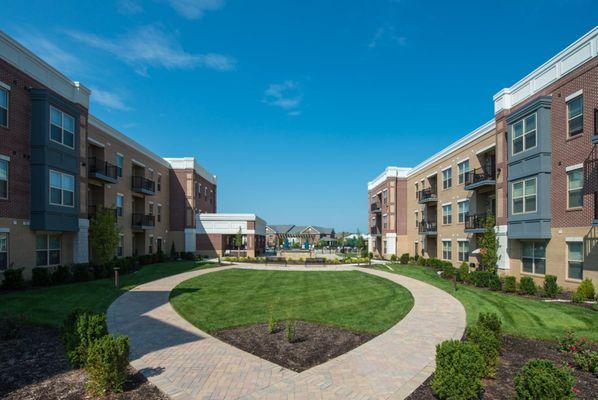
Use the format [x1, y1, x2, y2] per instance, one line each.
[266, 225, 335, 248]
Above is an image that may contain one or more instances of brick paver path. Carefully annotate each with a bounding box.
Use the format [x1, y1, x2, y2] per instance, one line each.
[107, 264, 465, 400]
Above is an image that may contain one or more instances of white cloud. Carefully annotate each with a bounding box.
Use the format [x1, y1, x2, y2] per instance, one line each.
[91, 87, 131, 111]
[117, 0, 143, 14]
[64, 25, 235, 74]
[368, 25, 407, 48]
[168, 0, 225, 19]
[263, 81, 302, 114]
[14, 30, 83, 75]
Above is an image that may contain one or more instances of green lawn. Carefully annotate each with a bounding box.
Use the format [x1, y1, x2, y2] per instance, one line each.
[170, 269, 414, 334]
[379, 263, 598, 341]
[0, 261, 216, 327]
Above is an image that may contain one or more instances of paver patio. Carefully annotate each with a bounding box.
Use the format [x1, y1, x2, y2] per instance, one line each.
[107, 264, 466, 400]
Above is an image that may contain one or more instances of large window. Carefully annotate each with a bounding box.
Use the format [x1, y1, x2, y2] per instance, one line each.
[458, 160, 470, 184]
[512, 177, 536, 214]
[157, 204, 162, 222]
[458, 240, 469, 262]
[148, 235, 154, 254]
[415, 211, 419, 228]
[567, 96, 583, 136]
[442, 240, 452, 261]
[567, 241, 583, 280]
[0, 159, 8, 199]
[0, 233, 7, 270]
[383, 214, 388, 229]
[382, 189, 388, 204]
[521, 241, 546, 275]
[512, 114, 536, 155]
[442, 204, 452, 225]
[0, 86, 8, 127]
[442, 168, 452, 189]
[116, 194, 124, 217]
[50, 170, 74, 207]
[36, 234, 61, 266]
[117, 235, 124, 258]
[458, 200, 469, 223]
[116, 154, 124, 177]
[157, 173, 162, 191]
[567, 168, 583, 208]
[50, 106, 75, 148]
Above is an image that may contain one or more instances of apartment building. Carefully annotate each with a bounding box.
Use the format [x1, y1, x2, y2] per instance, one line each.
[197, 214, 267, 258]
[368, 26, 598, 289]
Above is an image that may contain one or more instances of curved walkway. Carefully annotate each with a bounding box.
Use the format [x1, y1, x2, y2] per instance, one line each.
[107, 264, 465, 400]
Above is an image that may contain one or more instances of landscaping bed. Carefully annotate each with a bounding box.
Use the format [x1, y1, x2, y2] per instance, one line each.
[212, 321, 375, 372]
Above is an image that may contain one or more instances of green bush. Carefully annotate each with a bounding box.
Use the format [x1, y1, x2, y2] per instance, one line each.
[399, 253, 409, 264]
[519, 277, 537, 295]
[52, 265, 72, 285]
[470, 270, 497, 288]
[389, 254, 397, 262]
[431, 340, 485, 400]
[456, 262, 470, 283]
[466, 325, 500, 376]
[488, 274, 502, 291]
[576, 278, 595, 300]
[85, 334, 129, 396]
[440, 264, 456, 280]
[31, 267, 53, 287]
[72, 263, 92, 282]
[543, 275, 559, 298]
[477, 312, 502, 338]
[286, 319, 296, 343]
[574, 350, 598, 373]
[2, 268, 25, 290]
[503, 276, 517, 292]
[63, 311, 108, 368]
[571, 291, 585, 303]
[514, 359, 575, 400]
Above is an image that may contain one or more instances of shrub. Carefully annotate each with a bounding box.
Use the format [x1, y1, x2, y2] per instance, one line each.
[543, 275, 559, 298]
[571, 291, 585, 303]
[286, 319, 296, 343]
[466, 325, 500, 376]
[268, 306, 275, 334]
[31, 267, 53, 286]
[85, 334, 129, 396]
[576, 278, 595, 301]
[389, 254, 397, 262]
[71, 263, 92, 282]
[52, 265, 72, 285]
[470, 270, 496, 288]
[519, 277, 537, 295]
[399, 253, 409, 264]
[477, 312, 502, 338]
[456, 262, 470, 283]
[503, 276, 517, 293]
[431, 340, 485, 400]
[63, 311, 108, 368]
[574, 350, 598, 373]
[514, 359, 575, 400]
[2, 268, 25, 290]
[440, 264, 456, 280]
[488, 274, 502, 291]
[557, 330, 589, 353]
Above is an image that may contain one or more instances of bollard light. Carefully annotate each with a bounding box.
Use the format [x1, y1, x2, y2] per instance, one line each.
[114, 267, 120, 288]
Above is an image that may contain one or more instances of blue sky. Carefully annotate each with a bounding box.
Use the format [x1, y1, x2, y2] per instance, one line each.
[4, 0, 597, 232]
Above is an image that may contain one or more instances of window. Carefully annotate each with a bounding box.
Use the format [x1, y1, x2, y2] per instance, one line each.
[512, 177, 536, 214]
[148, 236, 154, 254]
[148, 169, 154, 181]
[382, 189, 388, 204]
[458, 241, 469, 262]
[148, 202, 154, 216]
[458, 160, 470, 184]
[157, 204, 162, 222]
[0, 158, 8, 199]
[442, 204, 452, 225]
[442, 168, 452, 189]
[415, 211, 419, 228]
[50, 106, 75, 148]
[116, 194, 124, 217]
[49, 170, 74, 207]
[196, 182, 201, 198]
[415, 183, 418, 198]
[383, 214, 388, 229]
[116, 154, 123, 177]
[0, 86, 8, 127]
[512, 114, 536, 155]
[442, 240, 452, 261]
[0, 233, 7, 270]
[567, 241, 583, 280]
[157, 174, 162, 191]
[458, 200, 469, 223]
[567, 168, 583, 208]
[117, 235, 124, 257]
[567, 96, 583, 136]
[204, 187, 208, 198]
[36, 234, 61, 266]
[521, 241, 546, 275]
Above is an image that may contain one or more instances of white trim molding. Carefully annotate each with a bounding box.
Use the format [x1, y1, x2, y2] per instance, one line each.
[475, 143, 495, 155]
[565, 163, 583, 172]
[367, 166, 412, 190]
[0, 81, 10, 91]
[164, 157, 217, 185]
[565, 237, 584, 242]
[87, 137, 105, 148]
[565, 89, 583, 102]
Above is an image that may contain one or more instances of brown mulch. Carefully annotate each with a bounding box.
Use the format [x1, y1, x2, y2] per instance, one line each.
[212, 321, 375, 372]
[0, 325, 168, 400]
[406, 335, 598, 400]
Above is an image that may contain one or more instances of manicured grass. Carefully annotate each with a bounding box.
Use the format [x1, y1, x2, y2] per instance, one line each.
[170, 269, 414, 334]
[0, 261, 216, 327]
[380, 264, 598, 341]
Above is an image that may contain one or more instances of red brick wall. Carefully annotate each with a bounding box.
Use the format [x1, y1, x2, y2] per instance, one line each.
[168, 169, 189, 231]
[396, 178, 407, 235]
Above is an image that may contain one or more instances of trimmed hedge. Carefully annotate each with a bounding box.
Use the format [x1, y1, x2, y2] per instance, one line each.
[31, 267, 53, 287]
[477, 312, 502, 338]
[503, 276, 517, 293]
[543, 275, 559, 298]
[576, 278, 595, 300]
[519, 277, 537, 295]
[574, 350, 598, 373]
[1, 268, 25, 290]
[514, 359, 575, 400]
[431, 340, 485, 400]
[63, 310, 108, 368]
[85, 334, 130, 396]
[466, 325, 500, 376]
[399, 253, 410, 264]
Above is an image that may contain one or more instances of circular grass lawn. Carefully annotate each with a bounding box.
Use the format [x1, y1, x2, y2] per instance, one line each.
[170, 269, 414, 334]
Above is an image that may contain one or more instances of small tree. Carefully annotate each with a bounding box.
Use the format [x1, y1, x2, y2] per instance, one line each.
[478, 212, 499, 272]
[90, 207, 119, 265]
[233, 228, 243, 255]
[356, 234, 365, 256]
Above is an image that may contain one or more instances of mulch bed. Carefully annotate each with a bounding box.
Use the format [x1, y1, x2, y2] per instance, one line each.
[407, 335, 598, 400]
[0, 325, 168, 400]
[212, 321, 375, 372]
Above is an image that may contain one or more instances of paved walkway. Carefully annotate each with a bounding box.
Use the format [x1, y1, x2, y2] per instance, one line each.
[107, 264, 466, 400]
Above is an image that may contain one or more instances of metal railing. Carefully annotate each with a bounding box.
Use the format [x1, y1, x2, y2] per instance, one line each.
[88, 205, 118, 220]
[417, 188, 437, 202]
[418, 220, 437, 234]
[370, 202, 382, 212]
[131, 213, 155, 228]
[464, 213, 493, 230]
[370, 226, 381, 235]
[131, 176, 156, 194]
[464, 167, 496, 186]
[88, 157, 118, 180]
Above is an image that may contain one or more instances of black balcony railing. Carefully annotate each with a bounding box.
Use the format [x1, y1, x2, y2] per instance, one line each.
[418, 220, 437, 234]
[464, 167, 496, 187]
[417, 188, 437, 202]
[88, 205, 118, 220]
[132, 176, 156, 195]
[88, 157, 118, 181]
[132, 213, 155, 228]
[370, 226, 381, 235]
[595, 192, 598, 220]
[371, 203, 382, 213]
[464, 213, 494, 231]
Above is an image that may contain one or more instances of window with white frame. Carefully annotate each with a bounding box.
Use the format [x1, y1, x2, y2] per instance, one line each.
[442, 240, 452, 260]
[0, 158, 8, 199]
[157, 174, 162, 191]
[458, 240, 469, 262]
[148, 169, 154, 181]
[567, 95, 583, 136]
[383, 214, 388, 229]
[442, 168, 452, 189]
[521, 241, 546, 275]
[117, 235, 124, 257]
[458, 200, 469, 223]
[382, 189, 388, 204]
[196, 182, 201, 198]
[567, 241, 583, 280]
[0, 86, 8, 127]
[512, 114, 536, 155]
[49, 170, 74, 207]
[415, 211, 419, 228]
[567, 168, 583, 208]
[512, 177, 536, 214]
[442, 204, 452, 224]
[415, 183, 418, 198]
[0, 233, 7, 270]
[157, 204, 162, 222]
[116, 154, 123, 177]
[148, 235, 154, 254]
[50, 106, 75, 148]
[458, 160, 470, 184]
[148, 202, 154, 216]
[116, 194, 124, 217]
[36, 234, 61, 266]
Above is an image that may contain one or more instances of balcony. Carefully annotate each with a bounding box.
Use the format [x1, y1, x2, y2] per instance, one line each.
[371, 203, 382, 213]
[370, 226, 381, 235]
[88, 205, 118, 220]
[464, 167, 496, 190]
[464, 213, 494, 233]
[594, 193, 598, 226]
[417, 188, 438, 204]
[132, 213, 155, 230]
[418, 220, 437, 235]
[592, 109, 598, 144]
[132, 176, 156, 196]
[88, 157, 118, 183]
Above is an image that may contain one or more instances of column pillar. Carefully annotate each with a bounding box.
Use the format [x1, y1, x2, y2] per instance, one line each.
[74, 218, 90, 264]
